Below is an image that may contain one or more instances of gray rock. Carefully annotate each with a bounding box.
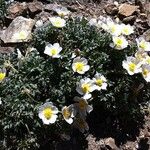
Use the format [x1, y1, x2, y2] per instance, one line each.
[104, 4, 118, 16]
[6, 2, 27, 20]
[123, 15, 136, 24]
[145, 2, 150, 26]
[28, 1, 44, 14]
[143, 29, 150, 41]
[0, 16, 35, 43]
[44, 4, 60, 13]
[118, 3, 139, 17]
[105, 137, 119, 150]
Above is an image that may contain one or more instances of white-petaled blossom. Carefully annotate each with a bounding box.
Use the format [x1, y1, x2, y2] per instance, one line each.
[72, 57, 90, 74]
[122, 56, 142, 75]
[44, 43, 62, 58]
[135, 51, 148, 63]
[141, 64, 150, 82]
[13, 31, 28, 40]
[17, 49, 23, 59]
[136, 37, 150, 52]
[49, 17, 66, 28]
[89, 18, 97, 26]
[107, 22, 122, 36]
[111, 36, 128, 50]
[76, 78, 96, 99]
[93, 73, 107, 91]
[74, 96, 93, 118]
[38, 102, 58, 125]
[121, 24, 134, 35]
[62, 105, 76, 124]
[143, 55, 150, 65]
[73, 117, 89, 133]
[97, 17, 112, 30]
[55, 7, 70, 17]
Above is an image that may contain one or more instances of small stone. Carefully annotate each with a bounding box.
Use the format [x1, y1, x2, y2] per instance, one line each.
[44, 4, 60, 13]
[104, 4, 118, 16]
[35, 11, 52, 23]
[139, 13, 148, 21]
[135, 0, 145, 13]
[6, 2, 27, 19]
[0, 16, 35, 43]
[105, 137, 119, 150]
[28, 1, 44, 14]
[35, 20, 43, 28]
[145, 3, 150, 26]
[119, 3, 139, 17]
[123, 15, 136, 24]
[0, 44, 14, 53]
[143, 29, 150, 41]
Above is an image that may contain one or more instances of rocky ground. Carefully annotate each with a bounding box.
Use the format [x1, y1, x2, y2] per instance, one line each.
[0, 0, 150, 149]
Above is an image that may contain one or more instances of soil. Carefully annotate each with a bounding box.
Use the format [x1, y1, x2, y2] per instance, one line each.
[0, 0, 150, 150]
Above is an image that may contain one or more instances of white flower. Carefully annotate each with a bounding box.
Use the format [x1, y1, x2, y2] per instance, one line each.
[108, 23, 122, 36]
[122, 56, 142, 75]
[73, 117, 89, 133]
[135, 51, 148, 62]
[121, 24, 134, 35]
[93, 73, 107, 90]
[49, 17, 66, 28]
[62, 105, 76, 124]
[44, 43, 62, 58]
[76, 78, 96, 99]
[38, 102, 58, 125]
[141, 64, 150, 82]
[72, 57, 90, 74]
[111, 36, 128, 50]
[74, 96, 93, 118]
[55, 7, 70, 17]
[17, 49, 23, 59]
[13, 31, 28, 40]
[89, 18, 97, 26]
[136, 37, 150, 52]
[35, 20, 43, 28]
[143, 55, 150, 65]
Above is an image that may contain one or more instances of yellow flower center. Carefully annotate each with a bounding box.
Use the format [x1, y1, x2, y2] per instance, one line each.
[116, 39, 123, 46]
[75, 62, 84, 71]
[79, 99, 87, 110]
[63, 108, 71, 119]
[143, 69, 148, 76]
[146, 58, 150, 64]
[51, 48, 58, 56]
[82, 83, 90, 93]
[54, 20, 62, 27]
[110, 25, 116, 33]
[43, 108, 53, 119]
[96, 79, 103, 86]
[140, 41, 146, 50]
[129, 63, 136, 72]
[123, 28, 129, 34]
[0, 73, 6, 81]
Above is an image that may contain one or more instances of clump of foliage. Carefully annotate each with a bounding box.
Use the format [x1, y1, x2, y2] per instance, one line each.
[0, 0, 10, 26]
[0, 17, 149, 149]
[0, 0, 6, 21]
